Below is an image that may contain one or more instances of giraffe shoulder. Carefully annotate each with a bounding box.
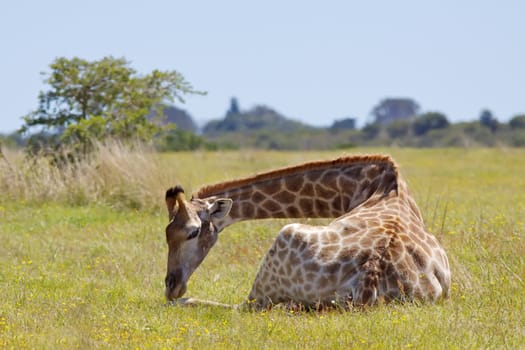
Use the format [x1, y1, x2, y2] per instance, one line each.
[277, 223, 320, 250]
[278, 223, 299, 238]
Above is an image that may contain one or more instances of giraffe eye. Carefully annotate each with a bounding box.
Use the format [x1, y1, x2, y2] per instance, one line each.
[187, 228, 200, 240]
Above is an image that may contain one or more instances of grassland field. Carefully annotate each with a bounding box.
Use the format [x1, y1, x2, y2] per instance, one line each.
[0, 147, 524, 349]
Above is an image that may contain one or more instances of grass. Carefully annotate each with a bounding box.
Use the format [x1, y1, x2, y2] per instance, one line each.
[1, 146, 524, 348]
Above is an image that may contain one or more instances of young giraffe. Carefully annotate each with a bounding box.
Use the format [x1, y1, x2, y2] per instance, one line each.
[164, 155, 451, 309]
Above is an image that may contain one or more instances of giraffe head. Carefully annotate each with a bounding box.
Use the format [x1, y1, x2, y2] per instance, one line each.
[164, 186, 232, 301]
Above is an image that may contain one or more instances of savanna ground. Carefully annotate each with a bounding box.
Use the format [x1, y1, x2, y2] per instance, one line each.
[0, 146, 524, 349]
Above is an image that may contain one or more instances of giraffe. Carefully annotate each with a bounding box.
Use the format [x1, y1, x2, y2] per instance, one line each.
[164, 155, 451, 309]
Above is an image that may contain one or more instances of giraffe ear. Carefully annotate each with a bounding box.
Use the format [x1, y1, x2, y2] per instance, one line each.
[208, 198, 233, 220]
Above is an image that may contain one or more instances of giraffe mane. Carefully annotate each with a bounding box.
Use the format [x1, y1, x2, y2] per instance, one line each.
[195, 154, 398, 198]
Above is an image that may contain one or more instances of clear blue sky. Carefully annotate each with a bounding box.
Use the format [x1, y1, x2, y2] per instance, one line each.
[1, 0, 524, 133]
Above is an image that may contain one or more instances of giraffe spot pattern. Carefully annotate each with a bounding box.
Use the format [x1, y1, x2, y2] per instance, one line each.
[210, 158, 453, 309]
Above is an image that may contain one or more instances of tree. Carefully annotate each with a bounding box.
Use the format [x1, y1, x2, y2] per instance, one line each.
[330, 118, 356, 131]
[227, 97, 240, 116]
[20, 56, 202, 157]
[370, 98, 420, 125]
[412, 112, 449, 136]
[147, 105, 198, 133]
[509, 114, 525, 129]
[479, 109, 498, 133]
[156, 129, 209, 151]
[386, 119, 411, 138]
[361, 122, 381, 139]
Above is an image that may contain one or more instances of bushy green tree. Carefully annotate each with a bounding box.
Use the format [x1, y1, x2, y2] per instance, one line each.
[227, 97, 240, 116]
[370, 98, 420, 124]
[20, 56, 202, 158]
[412, 112, 449, 136]
[386, 119, 411, 138]
[479, 109, 498, 133]
[509, 114, 525, 129]
[156, 128, 211, 151]
[362, 122, 381, 139]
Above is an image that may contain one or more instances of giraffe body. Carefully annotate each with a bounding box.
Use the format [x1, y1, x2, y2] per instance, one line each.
[249, 179, 450, 308]
[164, 156, 451, 308]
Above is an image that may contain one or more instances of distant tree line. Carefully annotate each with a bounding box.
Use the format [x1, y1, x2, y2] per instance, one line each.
[2, 57, 525, 154]
[197, 97, 525, 149]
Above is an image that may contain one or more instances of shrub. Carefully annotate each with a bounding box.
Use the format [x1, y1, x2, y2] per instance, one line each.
[509, 114, 525, 129]
[386, 120, 411, 138]
[413, 112, 449, 136]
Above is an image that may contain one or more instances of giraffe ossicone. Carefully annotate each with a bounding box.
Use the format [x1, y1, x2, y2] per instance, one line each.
[164, 155, 451, 309]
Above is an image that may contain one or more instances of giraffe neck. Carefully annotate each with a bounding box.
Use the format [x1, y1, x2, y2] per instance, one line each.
[196, 155, 399, 231]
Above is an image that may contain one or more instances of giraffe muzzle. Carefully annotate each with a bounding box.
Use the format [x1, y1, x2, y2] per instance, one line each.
[165, 271, 187, 300]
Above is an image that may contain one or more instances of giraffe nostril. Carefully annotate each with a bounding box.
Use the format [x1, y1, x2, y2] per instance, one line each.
[165, 273, 176, 290]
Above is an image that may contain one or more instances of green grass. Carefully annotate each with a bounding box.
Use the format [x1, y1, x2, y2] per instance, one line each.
[1, 148, 524, 348]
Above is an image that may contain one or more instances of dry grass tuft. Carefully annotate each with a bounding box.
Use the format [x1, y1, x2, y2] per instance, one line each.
[0, 141, 178, 210]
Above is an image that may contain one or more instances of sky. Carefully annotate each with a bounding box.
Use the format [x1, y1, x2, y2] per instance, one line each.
[1, 0, 524, 133]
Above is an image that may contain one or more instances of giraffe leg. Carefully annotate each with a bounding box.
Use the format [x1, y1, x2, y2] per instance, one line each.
[246, 238, 286, 310]
[247, 276, 273, 310]
[352, 257, 380, 305]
